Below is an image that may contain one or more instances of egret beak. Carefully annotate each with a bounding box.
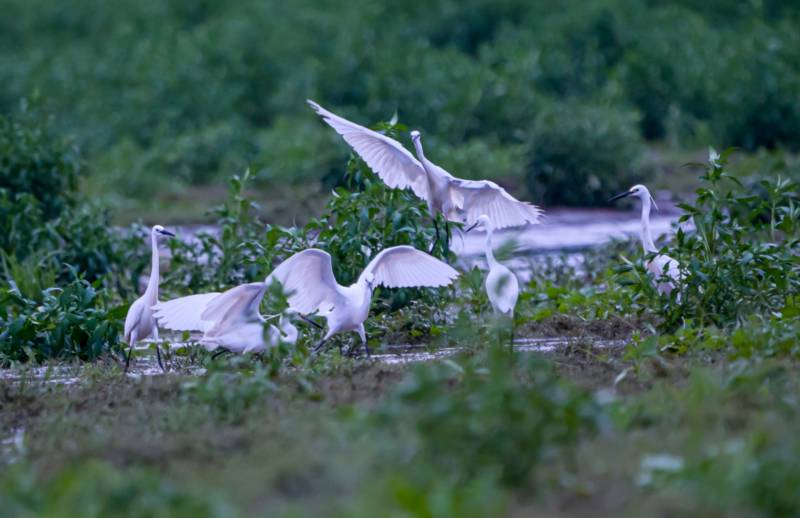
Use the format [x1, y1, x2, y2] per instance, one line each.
[159, 229, 176, 237]
[608, 191, 633, 203]
[465, 221, 480, 233]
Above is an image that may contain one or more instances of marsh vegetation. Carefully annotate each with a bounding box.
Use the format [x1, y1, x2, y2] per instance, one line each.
[1, 1, 800, 516]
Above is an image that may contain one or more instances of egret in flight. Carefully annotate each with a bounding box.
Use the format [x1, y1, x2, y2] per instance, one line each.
[467, 215, 520, 318]
[123, 225, 175, 372]
[609, 184, 680, 295]
[270, 245, 459, 357]
[308, 100, 542, 253]
[152, 285, 301, 355]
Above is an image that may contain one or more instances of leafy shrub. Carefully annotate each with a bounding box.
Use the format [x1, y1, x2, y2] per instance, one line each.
[370, 344, 601, 487]
[0, 460, 228, 517]
[622, 150, 800, 330]
[0, 105, 79, 220]
[0, 278, 122, 364]
[525, 101, 649, 206]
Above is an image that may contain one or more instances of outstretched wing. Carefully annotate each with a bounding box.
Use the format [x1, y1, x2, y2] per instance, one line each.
[448, 179, 543, 229]
[152, 292, 221, 332]
[201, 283, 269, 335]
[308, 100, 428, 199]
[360, 245, 459, 288]
[267, 248, 343, 314]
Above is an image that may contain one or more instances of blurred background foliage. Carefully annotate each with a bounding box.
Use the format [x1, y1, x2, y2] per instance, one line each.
[1, 0, 799, 220]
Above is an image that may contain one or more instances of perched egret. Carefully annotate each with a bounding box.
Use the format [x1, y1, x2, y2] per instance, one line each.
[466, 215, 520, 318]
[123, 225, 175, 372]
[609, 184, 681, 295]
[270, 245, 459, 357]
[308, 100, 542, 252]
[152, 285, 300, 355]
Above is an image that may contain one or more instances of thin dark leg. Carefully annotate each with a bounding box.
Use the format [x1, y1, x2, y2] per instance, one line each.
[363, 342, 372, 358]
[124, 344, 134, 373]
[430, 218, 441, 255]
[299, 314, 323, 330]
[313, 339, 328, 354]
[211, 348, 230, 360]
[156, 344, 165, 372]
[444, 220, 451, 257]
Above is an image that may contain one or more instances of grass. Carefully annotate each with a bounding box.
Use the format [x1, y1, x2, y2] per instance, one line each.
[3, 342, 798, 516]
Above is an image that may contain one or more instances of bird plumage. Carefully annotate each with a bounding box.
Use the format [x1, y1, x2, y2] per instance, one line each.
[610, 184, 681, 296]
[268, 245, 459, 355]
[308, 100, 542, 230]
[123, 225, 175, 371]
[153, 282, 298, 354]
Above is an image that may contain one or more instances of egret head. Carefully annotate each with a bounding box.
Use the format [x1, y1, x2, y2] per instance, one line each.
[410, 130, 421, 142]
[151, 225, 176, 238]
[609, 184, 658, 210]
[465, 214, 492, 233]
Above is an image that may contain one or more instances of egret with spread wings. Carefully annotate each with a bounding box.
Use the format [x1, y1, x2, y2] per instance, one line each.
[308, 100, 543, 253]
[269, 245, 459, 357]
[152, 284, 301, 355]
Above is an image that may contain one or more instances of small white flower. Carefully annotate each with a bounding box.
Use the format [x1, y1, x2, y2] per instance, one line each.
[708, 147, 721, 168]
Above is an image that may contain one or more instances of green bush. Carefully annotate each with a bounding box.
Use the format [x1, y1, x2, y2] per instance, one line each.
[0, 106, 79, 220]
[0, 278, 122, 364]
[525, 102, 649, 205]
[370, 345, 601, 487]
[621, 150, 800, 330]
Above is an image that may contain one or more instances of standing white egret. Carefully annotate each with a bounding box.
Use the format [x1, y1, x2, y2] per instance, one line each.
[609, 184, 681, 295]
[123, 225, 175, 372]
[307, 100, 543, 252]
[152, 284, 301, 355]
[269, 245, 459, 357]
[466, 215, 520, 318]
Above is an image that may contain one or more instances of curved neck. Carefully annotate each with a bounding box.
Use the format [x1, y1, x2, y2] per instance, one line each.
[484, 225, 499, 268]
[412, 138, 426, 162]
[145, 233, 160, 301]
[640, 197, 657, 253]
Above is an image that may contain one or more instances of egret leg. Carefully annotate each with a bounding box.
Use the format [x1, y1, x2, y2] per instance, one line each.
[444, 220, 451, 257]
[430, 218, 441, 255]
[211, 348, 231, 360]
[358, 324, 371, 358]
[299, 314, 323, 330]
[313, 339, 328, 354]
[153, 327, 165, 372]
[124, 331, 137, 373]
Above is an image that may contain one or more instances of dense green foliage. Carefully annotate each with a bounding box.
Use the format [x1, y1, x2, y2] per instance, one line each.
[2, 0, 799, 211]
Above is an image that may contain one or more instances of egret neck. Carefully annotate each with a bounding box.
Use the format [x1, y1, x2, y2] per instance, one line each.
[640, 194, 658, 253]
[145, 231, 161, 304]
[483, 222, 499, 269]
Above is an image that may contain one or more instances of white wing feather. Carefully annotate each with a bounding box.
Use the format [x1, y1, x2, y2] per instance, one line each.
[360, 245, 459, 288]
[450, 179, 543, 229]
[308, 100, 428, 199]
[267, 249, 343, 314]
[152, 293, 220, 332]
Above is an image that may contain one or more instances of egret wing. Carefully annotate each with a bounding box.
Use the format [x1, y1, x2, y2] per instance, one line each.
[152, 292, 220, 332]
[449, 179, 543, 229]
[360, 245, 459, 288]
[308, 100, 428, 199]
[267, 248, 343, 314]
[201, 283, 269, 335]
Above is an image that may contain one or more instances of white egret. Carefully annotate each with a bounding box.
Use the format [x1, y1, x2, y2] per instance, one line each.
[269, 245, 459, 357]
[467, 215, 520, 318]
[609, 184, 681, 295]
[123, 225, 175, 372]
[307, 100, 543, 252]
[152, 284, 301, 355]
